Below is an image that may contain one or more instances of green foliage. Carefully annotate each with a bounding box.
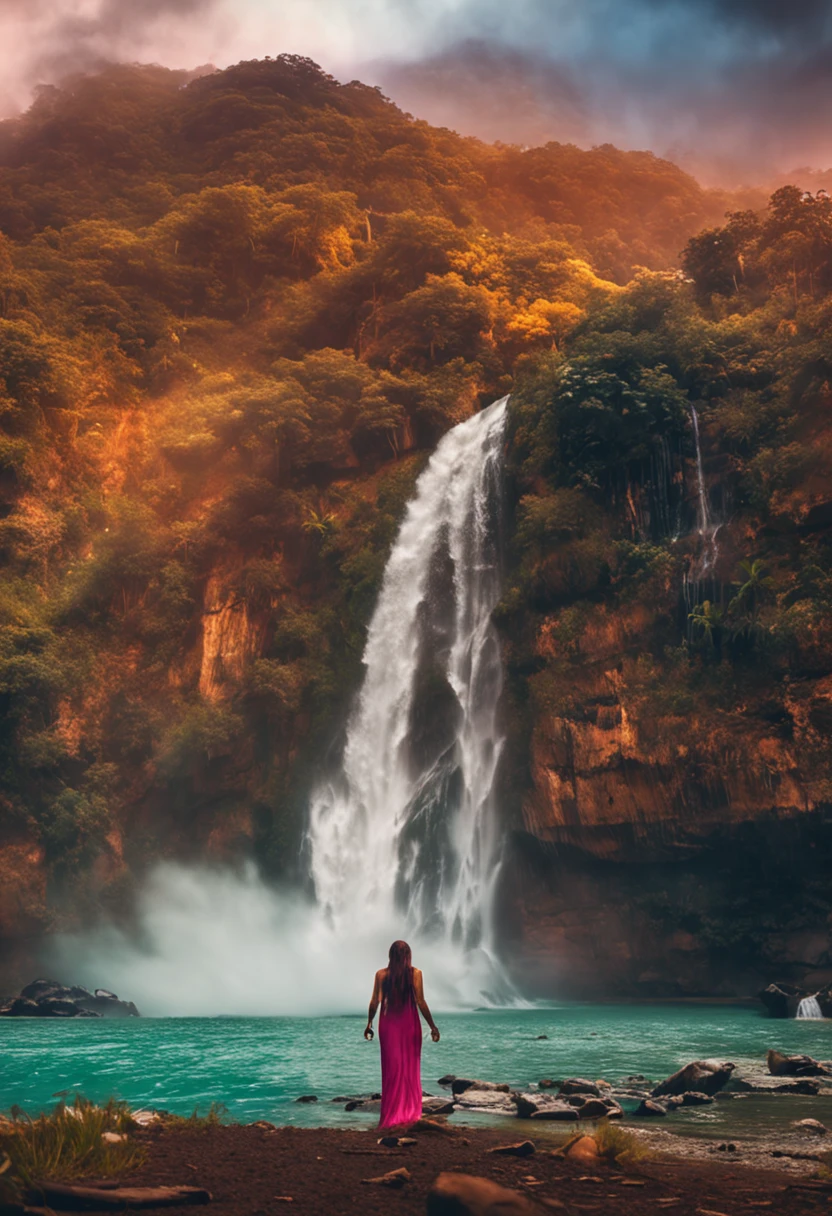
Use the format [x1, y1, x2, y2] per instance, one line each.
[0, 1096, 145, 1185]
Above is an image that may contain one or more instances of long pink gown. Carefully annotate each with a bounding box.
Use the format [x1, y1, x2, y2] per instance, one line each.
[378, 998, 423, 1127]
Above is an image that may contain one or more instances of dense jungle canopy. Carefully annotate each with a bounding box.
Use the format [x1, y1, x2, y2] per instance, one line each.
[1, 56, 831, 980]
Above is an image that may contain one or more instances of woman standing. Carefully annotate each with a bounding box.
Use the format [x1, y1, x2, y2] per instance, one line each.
[364, 940, 440, 1128]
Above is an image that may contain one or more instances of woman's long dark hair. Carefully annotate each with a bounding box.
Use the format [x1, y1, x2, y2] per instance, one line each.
[382, 940, 415, 1010]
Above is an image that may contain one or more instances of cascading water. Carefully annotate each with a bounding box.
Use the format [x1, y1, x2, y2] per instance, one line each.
[307, 396, 512, 1004]
[54, 399, 514, 1014]
[683, 404, 723, 623]
[797, 995, 823, 1019]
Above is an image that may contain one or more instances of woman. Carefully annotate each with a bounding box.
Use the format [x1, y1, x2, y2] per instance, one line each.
[364, 940, 440, 1128]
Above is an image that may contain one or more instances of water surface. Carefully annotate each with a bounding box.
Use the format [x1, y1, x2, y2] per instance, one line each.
[3, 1004, 831, 1139]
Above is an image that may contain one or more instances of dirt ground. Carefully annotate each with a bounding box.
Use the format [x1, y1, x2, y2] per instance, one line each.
[113, 1121, 832, 1215]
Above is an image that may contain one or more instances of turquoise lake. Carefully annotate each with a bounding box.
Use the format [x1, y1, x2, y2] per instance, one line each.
[3, 1004, 832, 1139]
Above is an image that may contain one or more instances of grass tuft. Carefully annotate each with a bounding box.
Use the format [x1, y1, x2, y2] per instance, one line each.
[0, 1094, 146, 1186]
[593, 1117, 652, 1168]
[158, 1103, 231, 1130]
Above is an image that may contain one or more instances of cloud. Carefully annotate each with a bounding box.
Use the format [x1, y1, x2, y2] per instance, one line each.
[0, 0, 831, 182]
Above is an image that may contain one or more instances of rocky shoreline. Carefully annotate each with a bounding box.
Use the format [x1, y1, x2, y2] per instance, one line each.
[0, 978, 140, 1019]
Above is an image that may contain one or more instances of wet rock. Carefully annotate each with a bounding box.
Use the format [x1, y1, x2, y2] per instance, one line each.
[1, 998, 41, 1016]
[378, 1136, 417, 1147]
[5, 979, 139, 1018]
[295, 1095, 317, 1104]
[793, 1118, 828, 1134]
[530, 1108, 579, 1121]
[664, 1096, 684, 1110]
[774, 1079, 821, 1095]
[576, 1098, 614, 1119]
[680, 1091, 713, 1106]
[488, 1141, 535, 1157]
[536, 1035, 549, 1040]
[559, 1078, 601, 1097]
[438, 1074, 456, 1086]
[427, 1172, 542, 1216]
[634, 1099, 667, 1117]
[538, 1079, 557, 1089]
[652, 1059, 735, 1098]
[454, 1089, 516, 1114]
[249, 1120, 277, 1130]
[759, 983, 803, 1019]
[767, 1049, 831, 1077]
[451, 1078, 510, 1095]
[422, 1097, 455, 1115]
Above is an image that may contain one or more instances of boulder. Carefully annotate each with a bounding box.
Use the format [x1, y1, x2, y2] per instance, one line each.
[488, 1141, 535, 1157]
[565, 1135, 600, 1165]
[538, 1079, 557, 1089]
[295, 1095, 317, 1103]
[427, 1172, 543, 1216]
[559, 1078, 601, 1097]
[576, 1098, 614, 1120]
[634, 1099, 667, 1117]
[759, 983, 803, 1019]
[793, 1118, 828, 1134]
[774, 1079, 821, 1095]
[423, 1097, 456, 1115]
[454, 1089, 516, 1114]
[2, 998, 41, 1017]
[680, 1091, 713, 1106]
[652, 1060, 735, 1097]
[529, 1107, 579, 1122]
[451, 1078, 510, 1095]
[438, 1074, 457, 1086]
[766, 1049, 831, 1077]
[9, 979, 139, 1018]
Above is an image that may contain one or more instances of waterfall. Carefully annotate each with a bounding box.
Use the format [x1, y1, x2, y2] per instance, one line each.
[684, 404, 722, 620]
[307, 397, 512, 1004]
[797, 995, 823, 1019]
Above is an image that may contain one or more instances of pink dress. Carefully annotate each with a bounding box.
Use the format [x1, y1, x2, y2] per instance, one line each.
[378, 998, 422, 1127]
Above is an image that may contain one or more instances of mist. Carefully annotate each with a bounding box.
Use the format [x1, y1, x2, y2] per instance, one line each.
[1, 0, 832, 183]
[49, 863, 506, 1017]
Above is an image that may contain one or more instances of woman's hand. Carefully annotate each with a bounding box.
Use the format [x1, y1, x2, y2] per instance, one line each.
[431, 1026, 440, 1042]
[364, 1025, 374, 1041]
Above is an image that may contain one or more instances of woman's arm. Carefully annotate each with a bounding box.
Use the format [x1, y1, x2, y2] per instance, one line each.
[413, 969, 440, 1041]
[364, 970, 382, 1039]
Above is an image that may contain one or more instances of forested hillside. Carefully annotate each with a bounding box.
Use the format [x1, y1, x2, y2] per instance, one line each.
[1, 54, 828, 994]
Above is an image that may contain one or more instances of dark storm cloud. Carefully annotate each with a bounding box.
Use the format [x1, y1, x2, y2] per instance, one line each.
[1, 0, 831, 180]
[362, 0, 832, 181]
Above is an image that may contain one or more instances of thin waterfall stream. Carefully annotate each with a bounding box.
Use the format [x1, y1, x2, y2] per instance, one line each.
[308, 396, 512, 1003]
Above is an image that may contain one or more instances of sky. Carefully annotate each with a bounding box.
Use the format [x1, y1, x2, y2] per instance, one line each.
[1, 0, 831, 183]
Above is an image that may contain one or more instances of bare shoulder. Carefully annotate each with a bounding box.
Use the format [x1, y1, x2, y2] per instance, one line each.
[376, 967, 388, 980]
[413, 967, 423, 977]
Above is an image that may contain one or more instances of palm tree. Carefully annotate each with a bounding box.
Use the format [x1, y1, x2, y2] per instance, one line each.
[688, 599, 722, 647]
[729, 558, 774, 618]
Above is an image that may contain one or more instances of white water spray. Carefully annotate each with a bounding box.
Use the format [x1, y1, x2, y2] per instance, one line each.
[55, 400, 513, 1014]
[796, 995, 823, 1019]
[308, 396, 511, 1001]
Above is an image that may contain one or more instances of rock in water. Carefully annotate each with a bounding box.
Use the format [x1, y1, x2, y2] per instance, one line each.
[652, 1060, 735, 1097]
[427, 1172, 543, 1215]
[422, 1097, 456, 1115]
[767, 1049, 831, 1077]
[451, 1078, 510, 1095]
[559, 1078, 601, 1097]
[634, 1099, 668, 1117]
[2, 979, 139, 1018]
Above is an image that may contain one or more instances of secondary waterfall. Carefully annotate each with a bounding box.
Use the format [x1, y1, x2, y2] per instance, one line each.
[307, 396, 511, 1004]
[684, 404, 723, 622]
[797, 995, 823, 1019]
